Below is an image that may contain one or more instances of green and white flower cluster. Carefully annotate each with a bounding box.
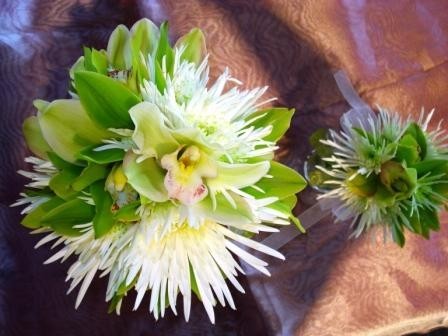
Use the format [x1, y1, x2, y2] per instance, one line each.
[14, 19, 306, 322]
[310, 107, 448, 246]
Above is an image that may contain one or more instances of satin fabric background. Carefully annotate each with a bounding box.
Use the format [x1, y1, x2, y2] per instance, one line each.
[2, 1, 448, 335]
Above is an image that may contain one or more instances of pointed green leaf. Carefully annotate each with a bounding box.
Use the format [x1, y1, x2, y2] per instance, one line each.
[78, 145, 125, 164]
[91, 49, 108, 75]
[403, 122, 427, 160]
[248, 108, 295, 142]
[41, 198, 95, 236]
[114, 200, 140, 222]
[107, 24, 130, 70]
[83, 47, 96, 72]
[49, 167, 83, 200]
[123, 152, 168, 202]
[69, 56, 85, 80]
[38, 99, 112, 163]
[155, 21, 174, 76]
[47, 152, 80, 170]
[23, 116, 52, 159]
[90, 180, 116, 238]
[243, 161, 307, 200]
[74, 71, 141, 128]
[72, 163, 108, 191]
[391, 222, 405, 247]
[21, 196, 65, 229]
[175, 28, 206, 65]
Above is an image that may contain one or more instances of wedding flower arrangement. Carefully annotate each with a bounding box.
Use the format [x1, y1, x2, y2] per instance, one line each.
[308, 107, 448, 246]
[14, 19, 306, 322]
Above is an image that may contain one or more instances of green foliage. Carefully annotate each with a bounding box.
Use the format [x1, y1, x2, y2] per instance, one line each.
[74, 71, 141, 128]
[248, 108, 295, 142]
[90, 181, 116, 238]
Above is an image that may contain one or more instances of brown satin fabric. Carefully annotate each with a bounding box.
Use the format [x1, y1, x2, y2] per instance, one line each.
[2, 0, 448, 335]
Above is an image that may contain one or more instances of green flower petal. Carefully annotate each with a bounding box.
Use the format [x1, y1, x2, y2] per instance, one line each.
[175, 28, 206, 65]
[208, 161, 270, 190]
[22, 115, 52, 159]
[195, 192, 253, 225]
[107, 24, 131, 70]
[129, 18, 160, 63]
[38, 99, 112, 163]
[379, 161, 417, 200]
[129, 102, 179, 159]
[123, 152, 169, 202]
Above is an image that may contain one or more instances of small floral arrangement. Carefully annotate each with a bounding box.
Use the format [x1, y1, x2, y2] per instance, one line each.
[308, 107, 448, 246]
[14, 19, 306, 322]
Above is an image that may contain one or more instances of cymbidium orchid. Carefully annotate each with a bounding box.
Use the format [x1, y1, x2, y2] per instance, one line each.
[308, 107, 448, 246]
[14, 19, 306, 323]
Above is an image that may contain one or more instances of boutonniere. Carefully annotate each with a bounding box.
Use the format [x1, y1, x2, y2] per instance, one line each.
[307, 71, 448, 246]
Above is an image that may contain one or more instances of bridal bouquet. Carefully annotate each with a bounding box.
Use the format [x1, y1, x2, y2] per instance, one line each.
[14, 19, 306, 322]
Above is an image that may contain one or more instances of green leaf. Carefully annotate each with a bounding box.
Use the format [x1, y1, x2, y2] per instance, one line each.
[74, 71, 141, 128]
[114, 201, 140, 222]
[395, 134, 420, 165]
[411, 160, 447, 175]
[22, 116, 52, 159]
[83, 47, 96, 72]
[69, 56, 85, 80]
[391, 222, 405, 247]
[195, 192, 253, 225]
[107, 24, 130, 70]
[268, 195, 297, 214]
[90, 180, 116, 238]
[155, 21, 174, 76]
[41, 198, 95, 236]
[49, 167, 83, 200]
[154, 59, 167, 93]
[38, 99, 113, 163]
[91, 49, 108, 75]
[78, 145, 125, 164]
[247, 108, 295, 142]
[21, 196, 65, 229]
[47, 152, 80, 170]
[243, 161, 307, 200]
[72, 163, 108, 191]
[175, 28, 206, 65]
[421, 208, 440, 231]
[123, 152, 169, 202]
[404, 122, 427, 160]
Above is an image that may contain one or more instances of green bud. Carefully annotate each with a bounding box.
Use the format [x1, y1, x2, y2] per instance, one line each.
[379, 161, 416, 200]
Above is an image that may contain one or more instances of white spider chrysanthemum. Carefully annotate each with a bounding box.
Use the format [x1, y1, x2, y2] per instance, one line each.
[16, 19, 306, 323]
[141, 49, 278, 162]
